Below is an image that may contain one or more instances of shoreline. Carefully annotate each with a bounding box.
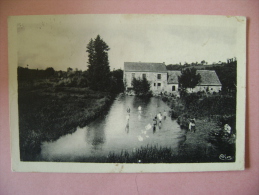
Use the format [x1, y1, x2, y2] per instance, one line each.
[19, 86, 116, 161]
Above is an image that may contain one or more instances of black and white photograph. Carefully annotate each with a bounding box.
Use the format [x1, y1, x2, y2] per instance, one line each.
[9, 14, 246, 172]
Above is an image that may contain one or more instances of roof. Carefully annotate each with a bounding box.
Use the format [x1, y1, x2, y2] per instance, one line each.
[124, 62, 167, 72]
[167, 70, 222, 86]
[168, 71, 181, 84]
[197, 70, 222, 86]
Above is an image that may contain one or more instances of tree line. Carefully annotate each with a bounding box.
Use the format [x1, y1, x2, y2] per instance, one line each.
[18, 35, 125, 94]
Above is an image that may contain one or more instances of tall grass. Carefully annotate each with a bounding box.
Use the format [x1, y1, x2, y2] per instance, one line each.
[18, 86, 114, 161]
[105, 144, 228, 163]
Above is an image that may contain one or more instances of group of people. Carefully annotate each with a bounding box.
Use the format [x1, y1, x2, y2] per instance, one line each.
[126, 106, 168, 133]
[152, 110, 167, 132]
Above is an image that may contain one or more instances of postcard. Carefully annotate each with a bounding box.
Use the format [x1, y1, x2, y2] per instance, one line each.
[9, 14, 246, 172]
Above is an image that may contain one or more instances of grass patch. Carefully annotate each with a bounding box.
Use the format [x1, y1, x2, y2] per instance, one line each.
[18, 86, 114, 161]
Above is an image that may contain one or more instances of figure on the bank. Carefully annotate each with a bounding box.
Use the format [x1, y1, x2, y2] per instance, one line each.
[189, 118, 196, 132]
[223, 124, 231, 137]
[138, 106, 142, 111]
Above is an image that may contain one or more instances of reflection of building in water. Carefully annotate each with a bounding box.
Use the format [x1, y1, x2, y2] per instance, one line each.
[125, 123, 129, 134]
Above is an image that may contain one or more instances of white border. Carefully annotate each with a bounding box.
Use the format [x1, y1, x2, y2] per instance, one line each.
[9, 14, 246, 173]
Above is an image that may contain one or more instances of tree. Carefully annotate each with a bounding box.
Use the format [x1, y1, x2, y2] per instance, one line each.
[86, 35, 110, 91]
[45, 67, 55, 77]
[178, 68, 201, 92]
[131, 77, 151, 96]
[110, 69, 125, 93]
[201, 60, 206, 65]
[205, 58, 237, 93]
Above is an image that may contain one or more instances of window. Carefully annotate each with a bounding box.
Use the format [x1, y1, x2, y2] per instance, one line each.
[158, 83, 161, 86]
[132, 73, 135, 78]
[172, 86, 176, 91]
[142, 74, 146, 79]
[154, 83, 156, 86]
[157, 74, 161, 79]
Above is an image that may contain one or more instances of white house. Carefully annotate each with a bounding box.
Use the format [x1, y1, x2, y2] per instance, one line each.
[124, 62, 167, 94]
[189, 70, 222, 93]
[167, 70, 222, 93]
[167, 71, 181, 93]
[124, 62, 222, 94]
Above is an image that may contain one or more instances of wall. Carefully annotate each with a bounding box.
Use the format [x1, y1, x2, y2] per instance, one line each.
[125, 71, 167, 93]
[167, 84, 179, 93]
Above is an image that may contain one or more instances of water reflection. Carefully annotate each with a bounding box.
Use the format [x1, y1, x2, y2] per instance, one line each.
[40, 95, 185, 161]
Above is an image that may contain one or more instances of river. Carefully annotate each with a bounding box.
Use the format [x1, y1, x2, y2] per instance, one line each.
[39, 95, 186, 162]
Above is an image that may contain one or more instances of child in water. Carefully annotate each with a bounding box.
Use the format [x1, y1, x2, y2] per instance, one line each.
[153, 116, 157, 133]
[163, 110, 167, 120]
[127, 106, 130, 113]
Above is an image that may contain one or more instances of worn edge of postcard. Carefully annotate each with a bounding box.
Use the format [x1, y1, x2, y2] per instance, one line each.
[8, 14, 246, 173]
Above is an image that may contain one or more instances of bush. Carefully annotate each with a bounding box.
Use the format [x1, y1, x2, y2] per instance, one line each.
[131, 77, 151, 96]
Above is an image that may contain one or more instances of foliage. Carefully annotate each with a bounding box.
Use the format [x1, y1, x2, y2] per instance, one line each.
[178, 67, 201, 91]
[205, 59, 237, 93]
[86, 35, 111, 91]
[109, 69, 125, 93]
[131, 77, 151, 96]
[45, 67, 55, 77]
[166, 64, 182, 70]
[18, 66, 56, 81]
[18, 87, 113, 161]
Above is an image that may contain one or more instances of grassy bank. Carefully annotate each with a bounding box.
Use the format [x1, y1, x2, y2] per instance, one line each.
[19, 86, 114, 161]
[163, 92, 236, 162]
[103, 118, 235, 163]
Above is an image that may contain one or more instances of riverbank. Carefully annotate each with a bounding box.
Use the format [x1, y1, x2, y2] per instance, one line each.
[104, 118, 235, 163]
[19, 86, 114, 161]
[167, 93, 236, 162]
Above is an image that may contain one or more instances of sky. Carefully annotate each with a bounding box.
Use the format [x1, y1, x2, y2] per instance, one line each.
[17, 15, 240, 71]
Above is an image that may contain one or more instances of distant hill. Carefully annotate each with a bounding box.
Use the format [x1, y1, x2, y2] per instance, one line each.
[166, 64, 182, 70]
[166, 63, 226, 71]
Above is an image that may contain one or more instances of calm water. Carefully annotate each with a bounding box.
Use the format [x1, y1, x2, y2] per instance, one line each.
[40, 95, 186, 162]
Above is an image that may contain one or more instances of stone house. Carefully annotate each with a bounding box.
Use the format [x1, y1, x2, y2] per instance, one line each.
[167, 70, 222, 93]
[124, 62, 222, 94]
[167, 71, 181, 93]
[124, 62, 167, 94]
[188, 70, 222, 93]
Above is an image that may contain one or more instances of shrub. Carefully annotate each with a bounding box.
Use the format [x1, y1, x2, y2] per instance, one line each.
[131, 77, 151, 96]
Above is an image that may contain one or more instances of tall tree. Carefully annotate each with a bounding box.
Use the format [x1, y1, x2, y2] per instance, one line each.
[86, 35, 110, 91]
[178, 67, 201, 92]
